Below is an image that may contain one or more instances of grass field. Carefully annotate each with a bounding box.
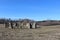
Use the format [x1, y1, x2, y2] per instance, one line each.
[0, 25, 60, 40]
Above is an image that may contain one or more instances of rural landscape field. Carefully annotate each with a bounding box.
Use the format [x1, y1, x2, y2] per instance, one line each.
[0, 0, 60, 40]
[0, 25, 60, 40]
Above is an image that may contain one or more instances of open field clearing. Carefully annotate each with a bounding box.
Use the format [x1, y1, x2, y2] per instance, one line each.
[0, 25, 60, 40]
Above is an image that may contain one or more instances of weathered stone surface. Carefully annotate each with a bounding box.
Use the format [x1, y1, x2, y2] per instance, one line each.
[32, 22, 36, 29]
[5, 21, 37, 29]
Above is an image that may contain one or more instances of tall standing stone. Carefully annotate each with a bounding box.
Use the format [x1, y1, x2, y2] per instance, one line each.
[32, 22, 36, 29]
[26, 23, 30, 29]
[8, 22, 11, 28]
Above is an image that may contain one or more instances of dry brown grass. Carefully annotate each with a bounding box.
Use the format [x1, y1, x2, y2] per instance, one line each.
[0, 25, 60, 40]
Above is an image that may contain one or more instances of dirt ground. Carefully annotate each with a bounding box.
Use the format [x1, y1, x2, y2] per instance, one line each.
[0, 25, 60, 40]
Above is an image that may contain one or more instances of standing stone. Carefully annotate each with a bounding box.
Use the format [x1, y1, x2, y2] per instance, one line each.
[8, 22, 11, 28]
[26, 23, 30, 29]
[17, 22, 20, 28]
[12, 23, 17, 29]
[32, 22, 36, 29]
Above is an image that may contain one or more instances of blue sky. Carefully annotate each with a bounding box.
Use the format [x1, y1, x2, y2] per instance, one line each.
[0, 0, 60, 21]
